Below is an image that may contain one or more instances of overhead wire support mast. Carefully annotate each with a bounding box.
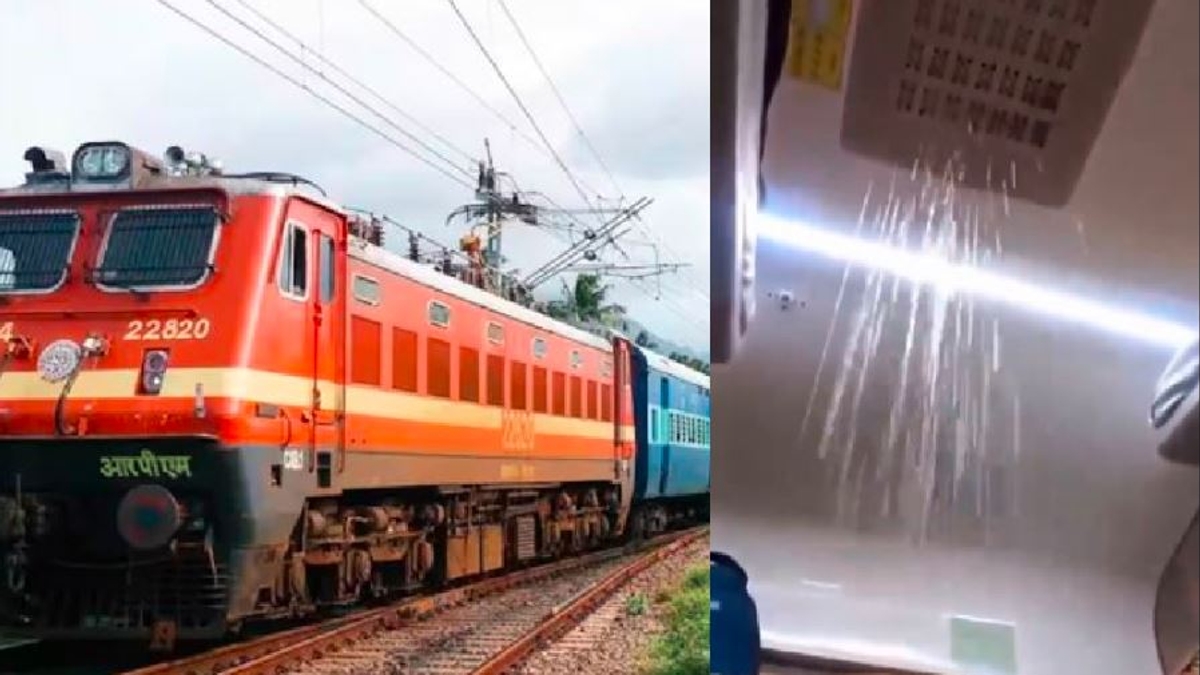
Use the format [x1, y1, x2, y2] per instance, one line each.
[445, 0, 603, 225]
[201, 0, 474, 182]
[153, 0, 474, 189]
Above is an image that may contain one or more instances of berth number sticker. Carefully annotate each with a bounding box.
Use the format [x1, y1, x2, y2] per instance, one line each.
[0, 321, 12, 341]
[124, 318, 211, 341]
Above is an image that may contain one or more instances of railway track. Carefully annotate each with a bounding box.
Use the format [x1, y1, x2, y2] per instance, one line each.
[119, 527, 705, 675]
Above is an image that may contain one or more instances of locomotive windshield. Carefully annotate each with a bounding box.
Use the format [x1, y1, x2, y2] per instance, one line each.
[0, 210, 80, 293]
[95, 205, 219, 289]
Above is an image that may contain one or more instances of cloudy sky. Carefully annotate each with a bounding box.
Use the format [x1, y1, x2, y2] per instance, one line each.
[0, 0, 709, 353]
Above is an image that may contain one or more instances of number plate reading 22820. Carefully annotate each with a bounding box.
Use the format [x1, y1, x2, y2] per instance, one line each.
[124, 318, 212, 341]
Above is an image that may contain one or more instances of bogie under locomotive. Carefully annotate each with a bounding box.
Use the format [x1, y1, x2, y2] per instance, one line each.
[0, 142, 707, 643]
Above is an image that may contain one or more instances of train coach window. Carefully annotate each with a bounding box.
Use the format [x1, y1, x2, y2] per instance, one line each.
[428, 300, 451, 328]
[511, 361, 527, 410]
[99, 206, 218, 290]
[650, 407, 660, 443]
[352, 275, 380, 305]
[0, 211, 79, 293]
[570, 350, 583, 369]
[278, 221, 308, 299]
[532, 337, 548, 359]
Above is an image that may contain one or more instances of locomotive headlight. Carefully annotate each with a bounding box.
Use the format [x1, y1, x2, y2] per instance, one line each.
[72, 142, 132, 181]
[37, 339, 82, 383]
[139, 349, 170, 395]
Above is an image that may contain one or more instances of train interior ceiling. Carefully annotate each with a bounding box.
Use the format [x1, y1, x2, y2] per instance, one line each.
[713, 1, 1198, 674]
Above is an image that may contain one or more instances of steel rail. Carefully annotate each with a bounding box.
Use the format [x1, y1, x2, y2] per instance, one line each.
[121, 527, 704, 675]
[470, 527, 707, 675]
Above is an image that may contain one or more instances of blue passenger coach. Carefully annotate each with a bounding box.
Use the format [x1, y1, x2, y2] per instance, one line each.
[629, 344, 711, 534]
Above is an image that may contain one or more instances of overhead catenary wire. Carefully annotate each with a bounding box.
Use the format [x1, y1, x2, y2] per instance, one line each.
[495, 0, 621, 199]
[160, 0, 705, 334]
[153, 0, 474, 190]
[228, 0, 477, 165]
[445, 0, 602, 223]
[352, 0, 694, 303]
[352, 0, 553, 164]
[201, 0, 474, 181]
[494, 0, 708, 300]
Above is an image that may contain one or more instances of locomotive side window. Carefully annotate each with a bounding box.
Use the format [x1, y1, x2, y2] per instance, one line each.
[317, 232, 335, 303]
[278, 221, 308, 299]
[0, 211, 78, 294]
[98, 206, 218, 290]
[352, 275, 380, 305]
[532, 337, 548, 359]
[487, 321, 504, 345]
[511, 361, 527, 410]
[428, 300, 451, 327]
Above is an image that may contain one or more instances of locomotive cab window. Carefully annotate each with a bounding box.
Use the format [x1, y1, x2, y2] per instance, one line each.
[97, 206, 218, 290]
[0, 210, 79, 294]
[278, 221, 308, 299]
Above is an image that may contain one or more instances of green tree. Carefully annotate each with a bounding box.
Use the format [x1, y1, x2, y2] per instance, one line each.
[556, 274, 625, 326]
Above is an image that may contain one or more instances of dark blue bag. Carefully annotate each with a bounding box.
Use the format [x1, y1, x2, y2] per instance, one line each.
[710, 551, 760, 675]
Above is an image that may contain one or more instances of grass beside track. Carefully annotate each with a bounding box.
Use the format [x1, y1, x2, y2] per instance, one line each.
[645, 563, 709, 675]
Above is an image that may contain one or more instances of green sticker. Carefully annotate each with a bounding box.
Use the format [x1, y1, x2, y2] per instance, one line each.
[950, 615, 1018, 675]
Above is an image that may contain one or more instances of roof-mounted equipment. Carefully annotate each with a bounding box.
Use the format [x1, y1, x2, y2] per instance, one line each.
[164, 145, 223, 177]
[71, 141, 164, 189]
[22, 146, 70, 185]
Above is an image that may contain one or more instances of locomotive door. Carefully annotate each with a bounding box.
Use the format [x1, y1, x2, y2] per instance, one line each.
[310, 216, 347, 487]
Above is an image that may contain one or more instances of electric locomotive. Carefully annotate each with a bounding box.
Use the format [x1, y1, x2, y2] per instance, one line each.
[0, 141, 702, 644]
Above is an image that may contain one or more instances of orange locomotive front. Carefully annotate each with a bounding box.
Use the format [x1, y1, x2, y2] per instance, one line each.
[0, 142, 636, 642]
